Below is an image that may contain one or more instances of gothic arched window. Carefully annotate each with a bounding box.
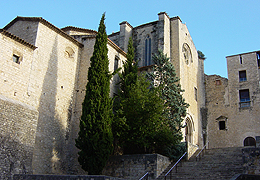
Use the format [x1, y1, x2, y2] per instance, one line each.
[145, 35, 151, 66]
[182, 43, 192, 65]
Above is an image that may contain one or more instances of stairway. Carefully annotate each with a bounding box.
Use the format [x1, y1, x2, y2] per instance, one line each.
[156, 147, 244, 180]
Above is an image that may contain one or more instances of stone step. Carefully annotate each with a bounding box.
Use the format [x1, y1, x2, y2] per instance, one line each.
[156, 147, 243, 180]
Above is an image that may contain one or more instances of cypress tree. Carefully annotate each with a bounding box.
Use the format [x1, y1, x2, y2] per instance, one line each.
[119, 36, 138, 98]
[112, 37, 138, 153]
[75, 13, 113, 175]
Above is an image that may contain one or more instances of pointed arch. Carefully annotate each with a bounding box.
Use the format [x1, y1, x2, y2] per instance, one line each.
[185, 114, 194, 144]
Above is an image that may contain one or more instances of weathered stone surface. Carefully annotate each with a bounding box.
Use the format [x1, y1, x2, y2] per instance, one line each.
[13, 174, 124, 180]
[1, 17, 127, 178]
[206, 51, 260, 148]
[103, 154, 170, 180]
[0, 95, 38, 180]
[242, 147, 260, 175]
[109, 12, 205, 151]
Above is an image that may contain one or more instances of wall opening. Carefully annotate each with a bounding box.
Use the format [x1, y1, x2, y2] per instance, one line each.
[185, 117, 193, 144]
[239, 89, 250, 108]
[239, 70, 247, 82]
[244, 137, 256, 147]
[144, 35, 151, 66]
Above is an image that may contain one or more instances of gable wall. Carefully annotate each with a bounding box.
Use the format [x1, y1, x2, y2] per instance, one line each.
[5, 21, 39, 45]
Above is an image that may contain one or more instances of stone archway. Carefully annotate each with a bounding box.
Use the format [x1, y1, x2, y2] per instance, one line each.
[185, 117, 193, 144]
[244, 137, 256, 147]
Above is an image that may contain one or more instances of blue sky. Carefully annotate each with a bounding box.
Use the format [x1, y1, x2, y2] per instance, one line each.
[1, 0, 259, 78]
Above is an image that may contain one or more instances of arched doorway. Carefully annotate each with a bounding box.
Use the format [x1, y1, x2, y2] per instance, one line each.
[244, 137, 256, 146]
[185, 117, 193, 144]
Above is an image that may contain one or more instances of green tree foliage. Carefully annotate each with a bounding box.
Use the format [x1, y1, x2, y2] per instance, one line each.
[75, 13, 113, 175]
[119, 74, 174, 154]
[112, 37, 138, 154]
[113, 39, 175, 154]
[119, 37, 138, 99]
[147, 50, 189, 146]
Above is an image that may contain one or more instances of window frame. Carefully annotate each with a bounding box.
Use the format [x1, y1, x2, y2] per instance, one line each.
[114, 56, 119, 71]
[239, 89, 250, 108]
[239, 70, 247, 82]
[144, 35, 151, 66]
[12, 54, 20, 64]
[219, 121, 226, 130]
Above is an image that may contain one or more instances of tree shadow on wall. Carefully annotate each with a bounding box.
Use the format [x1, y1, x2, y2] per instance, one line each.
[33, 35, 66, 174]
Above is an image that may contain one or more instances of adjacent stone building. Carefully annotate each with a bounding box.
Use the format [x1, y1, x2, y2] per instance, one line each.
[206, 51, 260, 148]
[0, 16, 126, 179]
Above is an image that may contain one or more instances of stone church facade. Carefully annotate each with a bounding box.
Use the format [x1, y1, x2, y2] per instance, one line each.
[0, 12, 257, 179]
[108, 12, 206, 158]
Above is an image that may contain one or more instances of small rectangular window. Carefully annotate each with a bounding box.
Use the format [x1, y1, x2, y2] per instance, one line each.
[216, 79, 221, 85]
[219, 121, 226, 130]
[12, 54, 20, 64]
[240, 55, 243, 64]
[239, 70, 247, 82]
[114, 57, 119, 71]
[239, 89, 250, 107]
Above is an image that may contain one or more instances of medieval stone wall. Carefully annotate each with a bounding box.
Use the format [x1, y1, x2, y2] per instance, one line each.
[4, 20, 39, 45]
[170, 17, 203, 148]
[226, 52, 260, 147]
[103, 154, 170, 180]
[133, 22, 158, 67]
[67, 35, 127, 174]
[108, 13, 204, 151]
[158, 12, 170, 56]
[3, 18, 83, 175]
[0, 13, 206, 178]
[108, 32, 119, 49]
[206, 52, 260, 148]
[0, 24, 39, 180]
[205, 75, 230, 148]
[0, 30, 36, 106]
[0, 95, 38, 180]
[28, 22, 82, 175]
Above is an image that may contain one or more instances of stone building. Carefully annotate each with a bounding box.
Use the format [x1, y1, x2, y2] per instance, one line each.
[109, 12, 205, 158]
[0, 12, 206, 179]
[206, 50, 260, 148]
[0, 17, 126, 179]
